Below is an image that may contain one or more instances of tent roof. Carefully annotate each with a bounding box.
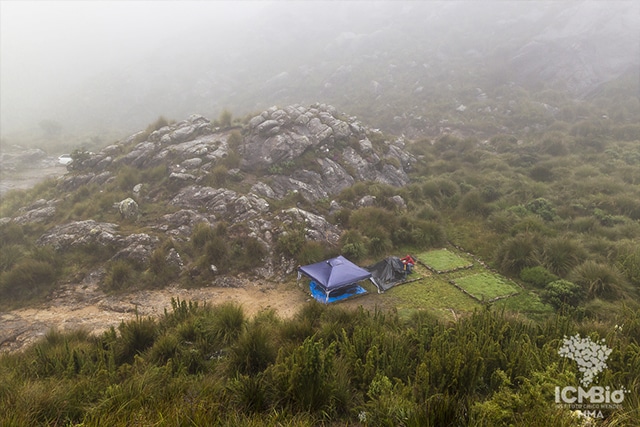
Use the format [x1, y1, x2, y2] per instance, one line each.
[298, 255, 371, 290]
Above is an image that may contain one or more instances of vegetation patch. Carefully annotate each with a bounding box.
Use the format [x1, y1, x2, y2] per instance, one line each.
[452, 272, 520, 302]
[418, 248, 473, 273]
[2, 301, 639, 426]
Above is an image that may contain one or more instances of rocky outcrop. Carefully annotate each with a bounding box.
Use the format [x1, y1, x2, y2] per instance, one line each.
[278, 208, 341, 245]
[112, 233, 160, 264]
[64, 104, 413, 205]
[35, 220, 160, 266]
[36, 220, 120, 250]
[11, 199, 57, 224]
[156, 209, 216, 240]
[169, 185, 270, 224]
[240, 104, 353, 170]
[72, 114, 230, 174]
[239, 104, 414, 202]
[5, 104, 416, 280]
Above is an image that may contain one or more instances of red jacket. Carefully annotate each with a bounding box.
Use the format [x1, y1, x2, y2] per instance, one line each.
[401, 255, 415, 265]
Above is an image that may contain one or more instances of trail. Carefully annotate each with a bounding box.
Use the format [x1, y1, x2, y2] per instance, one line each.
[0, 278, 310, 353]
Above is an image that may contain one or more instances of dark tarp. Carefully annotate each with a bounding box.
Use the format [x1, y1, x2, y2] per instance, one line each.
[367, 256, 407, 292]
[298, 255, 372, 302]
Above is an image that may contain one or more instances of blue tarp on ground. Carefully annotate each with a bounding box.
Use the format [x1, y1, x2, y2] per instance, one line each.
[309, 280, 367, 303]
[299, 255, 372, 303]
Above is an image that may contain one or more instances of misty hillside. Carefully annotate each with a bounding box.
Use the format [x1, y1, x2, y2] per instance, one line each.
[2, 2, 640, 425]
[1, 1, 638, 139]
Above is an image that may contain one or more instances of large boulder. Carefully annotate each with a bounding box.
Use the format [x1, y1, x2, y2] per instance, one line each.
[11, 199, 57, 224]
[36, 220, 120, 250]
[239, 103, 366, 171]
[36, 220, 161, 265]
[71, 114, 226, 173]
[118, 198, 139, 220]
[169, 185, 269, 223]
[239, 104, 414, 202]
[157, 209, 215, 239]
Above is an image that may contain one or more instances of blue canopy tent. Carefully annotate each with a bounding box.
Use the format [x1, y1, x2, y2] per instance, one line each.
[298, 255, 372, 303]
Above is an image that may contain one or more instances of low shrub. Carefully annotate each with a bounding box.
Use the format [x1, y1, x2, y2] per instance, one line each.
[520, 266, 558, 288]
[116, 316, 158, 364]
[228, 323, 276, 376]
[542, 279, 583, 309]
[146, 246, 180, 287]
[0, 259, 58, 303]
[103, 259, 139, 292]
[569, 260, 629, 300]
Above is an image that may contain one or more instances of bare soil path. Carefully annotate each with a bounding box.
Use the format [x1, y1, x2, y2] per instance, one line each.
[0, 278, 312, 353]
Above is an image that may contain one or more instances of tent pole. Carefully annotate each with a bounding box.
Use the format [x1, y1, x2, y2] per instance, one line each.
[371, 278, 382, 293]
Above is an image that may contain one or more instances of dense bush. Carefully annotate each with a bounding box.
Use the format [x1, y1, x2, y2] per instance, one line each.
[2, 303, 638, 426]
[542, 279, 584, 309]
[520, 266, 558, 288]
[569, 261, 629, 300]
[0, 258, 58, 302]
[102, 259, 140, 292]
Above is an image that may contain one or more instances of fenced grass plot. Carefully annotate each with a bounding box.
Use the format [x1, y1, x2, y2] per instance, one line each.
[417, 249, 473, 273]
[452, 272, 520, 301]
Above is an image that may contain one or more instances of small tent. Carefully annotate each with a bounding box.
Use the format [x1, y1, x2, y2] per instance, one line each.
[367, 256, 408, 292]
[298, 255, 372, 303]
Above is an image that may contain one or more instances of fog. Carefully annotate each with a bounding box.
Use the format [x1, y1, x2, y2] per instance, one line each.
[0, 1, 263, 136]
[1, 1, 638, 143]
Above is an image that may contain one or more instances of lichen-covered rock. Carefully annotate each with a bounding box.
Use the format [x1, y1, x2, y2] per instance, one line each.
[157, 209, 215, 239]
[112, 233, 160, 264]
[357, 195, 377, 208]
[36, 220, 120, 250]
[36, 221, 160, 265]
[240, 103, 365, 171]
[11, 199, 57, 224]
[118, 198, 139, 220]
[389, 195, 407, 210]
[278, 207, 341, 246]
[170, 185, 269, 223]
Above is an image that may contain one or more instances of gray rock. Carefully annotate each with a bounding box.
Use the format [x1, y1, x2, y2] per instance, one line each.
[256, 119, 280, 135]
[269, 176, 329, 202]
[319, 158, 355, 193]
[170, 185, 269, 224]
[13, 206, 56, 224]
[329, 200, 343, 215]
[279, 208, 341, 245]
[359, 137, 374, 153]
[357, 195, 377, 207]
[11, 199, 57, 224]
[112, 233, 159, 264]
[240, 104, 367, 171]
[248, 115, 266, 128]
[182, 157, 203, 169]
[118, 198, 139, 220]
[158, 209, 214, 239]
[169, 172, 197, 182]
[165, 248, 184, 269]
[90, 172, 113, 186]
[36, 220, 120, 250]
[389, 195, 407, 210]
[251, 182, 276, 199]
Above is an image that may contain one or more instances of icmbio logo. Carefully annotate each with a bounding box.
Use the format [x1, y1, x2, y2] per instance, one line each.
[555, 334, 628, 415]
